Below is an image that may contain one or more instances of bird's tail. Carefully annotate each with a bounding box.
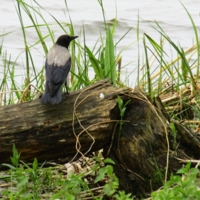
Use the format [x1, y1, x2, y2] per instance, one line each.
[41, 87, 62, 105]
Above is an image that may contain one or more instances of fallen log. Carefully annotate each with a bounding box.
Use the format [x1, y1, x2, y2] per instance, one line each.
[0, 80, 129, 163]
[1, 79, 200, 196]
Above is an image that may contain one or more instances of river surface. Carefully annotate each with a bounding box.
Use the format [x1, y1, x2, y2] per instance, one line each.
[1, 0, 200, 86]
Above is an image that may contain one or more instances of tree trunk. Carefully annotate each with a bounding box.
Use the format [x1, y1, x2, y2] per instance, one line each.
[1, 79, 200, 196]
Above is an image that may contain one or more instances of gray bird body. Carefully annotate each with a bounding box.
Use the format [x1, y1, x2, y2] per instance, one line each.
[41, 35, 77, 104]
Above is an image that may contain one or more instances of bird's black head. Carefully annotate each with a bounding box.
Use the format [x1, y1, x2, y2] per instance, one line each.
[56, 35, 78, 49]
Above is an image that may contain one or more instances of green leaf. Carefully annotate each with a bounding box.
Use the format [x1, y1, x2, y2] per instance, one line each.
[106, 165, 114, 176]
[32, 158, 38, 172]
[91, 163, 100, 172]
[117, 95, 123, 110]
[177, 162, 191, 174]
[104, 183, 115, 196]
[180, 1, 200, 77]
[85, 45, 103, 79]
[17, 176, 29, 188]
[105, 27, 116, 85]
[10, 144, 21, 167]
[94, 167, 107, 183]
[94, 156, 101, 163]
[2, 163, 16, 170]
[121, 107, 126, 117]
[104, 158, 115, 165]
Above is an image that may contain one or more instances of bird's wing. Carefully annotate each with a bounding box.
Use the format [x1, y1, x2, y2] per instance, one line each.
[45, 58, 71, 97]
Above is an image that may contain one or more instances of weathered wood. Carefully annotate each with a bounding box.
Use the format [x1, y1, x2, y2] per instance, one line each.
[1, 79, 200, 197]
[0, 80, 129, 163]
[106, 94, 200, 196]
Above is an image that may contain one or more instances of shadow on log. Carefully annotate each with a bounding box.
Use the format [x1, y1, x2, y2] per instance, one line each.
[1, 79, 200, 197]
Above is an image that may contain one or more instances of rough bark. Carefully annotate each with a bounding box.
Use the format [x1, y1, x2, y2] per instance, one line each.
[106, 93, 200, 196]
[0, 80, 129, 163]
[1, 79, 200, 197]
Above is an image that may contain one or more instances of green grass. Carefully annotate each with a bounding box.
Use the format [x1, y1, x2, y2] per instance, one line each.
[151, 162, 200, 199]
[0, 145, 133, 199]
[0, 0, 199, 110]
[1, 0, 129, 105]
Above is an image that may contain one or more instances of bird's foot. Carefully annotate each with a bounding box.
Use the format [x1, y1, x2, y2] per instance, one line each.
[64, 91, 69, 96]
[39, 93, 43, 99]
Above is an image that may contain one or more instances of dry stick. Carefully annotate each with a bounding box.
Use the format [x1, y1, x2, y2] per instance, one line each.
[0, 86, 41, 105]
[143, 44, 198, 97]
[71, 88, 134, 162]
[73, 92, 96, 150]
[71, 89, 129, 161]
[160, 60, 198, 96]
[71, 86, 93, 162]
[117, 56, 122, 82]
[71, 83, 111, 162]
[76, 120, 127, 156]
[106, 122, 118, 155]
[71, 81, 123, 162]
[175, 158, 200, 165]
[0, 89, 28, 94]
[150, 44, 197, 81]
[18, 83, 42, 103]
[80, 186, 104, 200]
[71, 119, 127, 162]
[73, 90, 130, 158]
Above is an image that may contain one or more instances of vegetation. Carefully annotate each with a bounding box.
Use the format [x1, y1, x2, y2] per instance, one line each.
[152, 162, 200, 199]
[0, 0, 200, 199]
[0, 145, 133, 199]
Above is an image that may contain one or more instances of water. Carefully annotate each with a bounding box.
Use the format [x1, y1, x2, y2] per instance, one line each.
[1, 0, 200, 86]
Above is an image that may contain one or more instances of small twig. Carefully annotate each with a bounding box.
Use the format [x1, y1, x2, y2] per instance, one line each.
[175, 157, 200, 166]
[76, 120, 128, 155]
[117, 56, 122, 82]
[71, 86, 93, 162]
[18, 84, 42, 103]
[107, 122, 118, 155]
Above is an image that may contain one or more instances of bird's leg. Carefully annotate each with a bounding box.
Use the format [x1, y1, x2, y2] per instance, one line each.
[64, 80, 69, 96]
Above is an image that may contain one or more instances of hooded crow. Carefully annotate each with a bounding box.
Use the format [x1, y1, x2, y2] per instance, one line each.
[41, 35, 78, 104]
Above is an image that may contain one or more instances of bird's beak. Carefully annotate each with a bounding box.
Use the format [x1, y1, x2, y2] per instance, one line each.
[70, 36, 78, 41]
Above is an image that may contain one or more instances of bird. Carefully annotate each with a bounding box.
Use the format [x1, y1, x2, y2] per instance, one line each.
[41, 35, 78, 104]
